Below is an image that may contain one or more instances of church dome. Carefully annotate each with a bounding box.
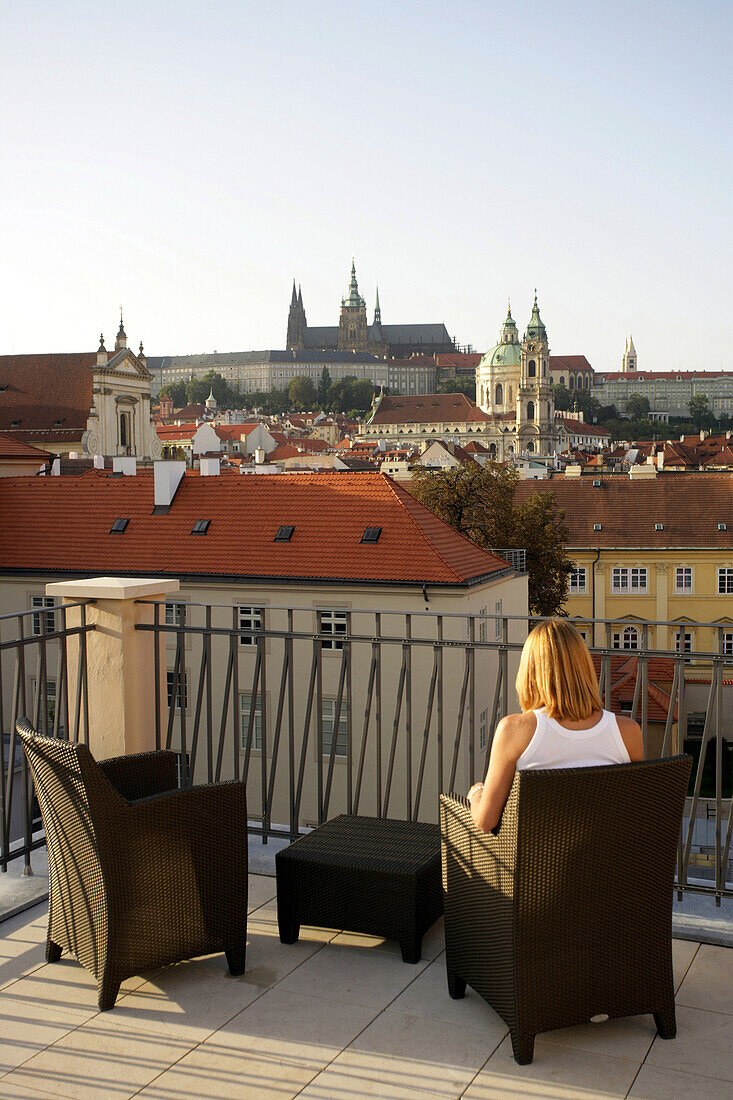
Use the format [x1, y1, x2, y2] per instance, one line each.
[478, 341, 521, 369]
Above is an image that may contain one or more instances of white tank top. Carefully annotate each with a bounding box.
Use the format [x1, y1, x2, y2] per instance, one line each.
[516, 709, 631, 771]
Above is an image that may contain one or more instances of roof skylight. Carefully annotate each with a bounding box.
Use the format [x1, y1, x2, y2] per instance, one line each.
[274, 525, 295, 542]
[191, 519, 210, 535]
[110, 518, 129, 533]
[361, 526, 382, 543]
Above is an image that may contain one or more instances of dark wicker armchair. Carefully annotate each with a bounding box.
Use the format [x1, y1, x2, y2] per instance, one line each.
[17, 720, 248, 1010]
[440, 755, 691, 1064]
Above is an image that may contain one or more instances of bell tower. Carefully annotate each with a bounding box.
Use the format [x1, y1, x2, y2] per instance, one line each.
[622, 335, 637, 373]
[338, 260, 369, 351]
[517, 292, 555, 454]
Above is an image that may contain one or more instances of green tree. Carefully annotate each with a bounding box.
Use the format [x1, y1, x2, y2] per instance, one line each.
[288, 375, 317, 409]
[327, 376, 378, 414]
[689, 394, 715, 430]
[409, 463, 572, 616]
[437, 377, 476, 401]
[184, 371, 241, 410]
[317, 366, 332, 407]
[626, 395, 651, 420]
[158, 380, 188, 408]
[552, 382, 572, 412]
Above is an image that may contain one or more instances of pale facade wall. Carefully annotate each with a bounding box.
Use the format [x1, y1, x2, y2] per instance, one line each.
[0, 570, 527, 827]
[85, 358, 161, 461]
[562, 547, 733, 654]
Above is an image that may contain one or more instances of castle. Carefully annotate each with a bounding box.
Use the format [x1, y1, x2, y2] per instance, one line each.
[286, 261, 456, 359]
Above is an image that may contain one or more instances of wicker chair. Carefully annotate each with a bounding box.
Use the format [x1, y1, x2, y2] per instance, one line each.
[17, 720, 248, 1010]
[440, 755, 692, 1064]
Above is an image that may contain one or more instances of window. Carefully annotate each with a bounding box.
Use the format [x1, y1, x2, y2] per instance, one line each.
[191, 519, 210, 535]
[612, 626, 639, 650]
[495, 599, 502, 640]
[479, 708, 488, 752]
[570, 567, 587, 594]
[110, 518, 129, 533]
[495, 383, 503, 405]
[722, 632, 733, 656]
[528, 360, 536, 377]
[675, 629, 693, 656]
[612, 567, 647, 594]
[240, 691, 263, 750]
[718, 568, 733, 594]
[361, 527, 382, 543]
[675, 567, 692, 594]
[31, 596, 56, 636]
[321, 697, 348, 757]
[478, 607, 487, 643]
[238, 605, 263, 646]
[320, 609, 347, 650]
[527, 401, 535, 420]
[165, 602, 186, 627]
[166, 669, 188, 710]
[274, 525, 294, 542]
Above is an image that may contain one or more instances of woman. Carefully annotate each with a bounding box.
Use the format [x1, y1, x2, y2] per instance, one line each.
[468, 619, 643, 832]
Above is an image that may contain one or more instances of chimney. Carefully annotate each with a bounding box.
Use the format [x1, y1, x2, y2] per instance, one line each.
[112, 456, 137, 476]
[656, 450, 665, 469]
[51, 458, 61, 476]
[199, 458, 220, 476]
[93, 454, 105, 470]
[254, 447, 265, 464]
[154, 460, 186, 507]
[69, 452, 78, 459]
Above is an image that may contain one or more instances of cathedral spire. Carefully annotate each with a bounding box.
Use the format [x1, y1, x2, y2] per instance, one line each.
[374, 285, 382, 325]
[343, 259, 365, 308]
[525, 291, 546, 339]
[290, 280, 298, 307]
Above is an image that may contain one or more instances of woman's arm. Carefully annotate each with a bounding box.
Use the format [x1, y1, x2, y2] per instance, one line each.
[469, 713, 535, 832]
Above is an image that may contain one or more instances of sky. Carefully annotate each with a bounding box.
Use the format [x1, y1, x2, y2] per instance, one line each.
[0, 0, 730, 372]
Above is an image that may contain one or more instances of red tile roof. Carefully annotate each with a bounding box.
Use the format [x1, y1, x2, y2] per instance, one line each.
[370, 393, 489, 426]
[0, 352, 96, 436]
[0, 471, 511, 586]
[549, 355, 593, 373]
[514, 472, 733, 548]
[0, 433, 54, 461]
[558, 419, 610, 437]
[436, 353, 482, 369]
[590, 654, 676, 722]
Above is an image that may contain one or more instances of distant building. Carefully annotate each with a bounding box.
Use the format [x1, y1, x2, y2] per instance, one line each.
[592, 339, 733, 418]
[148, 347, 437, 398]
[0, 317, 161, 461]
[475, 298, 560, 456]
[286, 261, 456, 359]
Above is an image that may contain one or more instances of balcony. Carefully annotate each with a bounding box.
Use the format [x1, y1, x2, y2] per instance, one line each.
[1, 580, 732, 1097]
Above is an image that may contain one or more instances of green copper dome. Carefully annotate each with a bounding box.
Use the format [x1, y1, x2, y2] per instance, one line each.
[479, 341, 521, 369]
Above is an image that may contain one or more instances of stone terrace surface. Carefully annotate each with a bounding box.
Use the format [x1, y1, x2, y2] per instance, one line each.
[0, 876, 731, 1100]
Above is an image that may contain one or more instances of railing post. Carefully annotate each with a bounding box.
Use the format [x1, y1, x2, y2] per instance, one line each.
[45, 577, 179, 760]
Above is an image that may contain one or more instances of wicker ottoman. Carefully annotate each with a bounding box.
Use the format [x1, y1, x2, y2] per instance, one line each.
[275, 815, 442, 963]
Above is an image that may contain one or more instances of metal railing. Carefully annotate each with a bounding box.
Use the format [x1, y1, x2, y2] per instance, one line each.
[2, 599, 731, 903]
[0, 601, 94, 873]
[490, 548, 528, 573]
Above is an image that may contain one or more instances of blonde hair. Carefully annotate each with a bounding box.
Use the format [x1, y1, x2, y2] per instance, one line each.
[515, 619, 602, 721]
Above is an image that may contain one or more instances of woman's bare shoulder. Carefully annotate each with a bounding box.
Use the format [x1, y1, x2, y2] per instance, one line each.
[494, 711, 537, 752]
[615, 714, 644, 761]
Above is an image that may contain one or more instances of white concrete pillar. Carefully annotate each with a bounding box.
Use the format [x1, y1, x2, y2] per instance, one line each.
[45, 576, 180, 760]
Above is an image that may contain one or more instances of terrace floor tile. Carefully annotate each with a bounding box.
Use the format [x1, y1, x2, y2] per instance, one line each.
[464, 1033, 640, 1098]
[675, 943, 733, 1015]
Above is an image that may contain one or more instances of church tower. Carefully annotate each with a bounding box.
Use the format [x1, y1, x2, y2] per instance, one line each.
[286, 281, 307, 350]
[621, 335, 637, 373]
[517, 293, 555, 454]
[338, 260, 369, 351]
